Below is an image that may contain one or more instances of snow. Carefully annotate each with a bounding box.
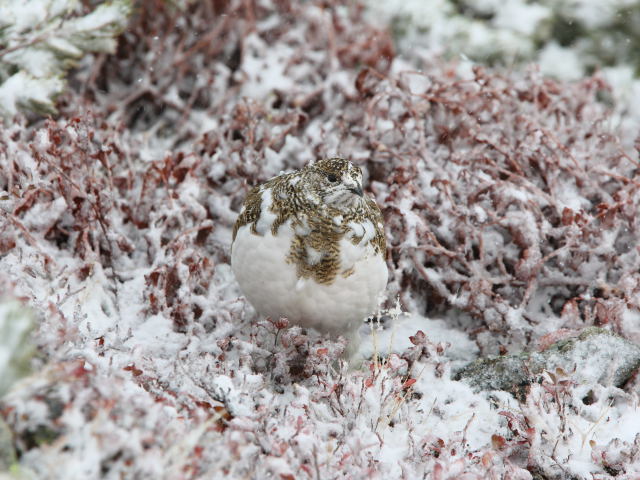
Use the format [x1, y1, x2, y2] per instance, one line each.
[523, 381, 640, 478]
[238, 34, 296, 101]
[0, 301, 34, 397]
[0, 72, 64, 117]
[0, 0, 130, 119]
[0, 0, 70, 32]
[538, 42, 584, 81]
[571, 0, 637, 29]
[493, 1, 549, 36]
[360, 313, 479, 365]
[1, 0, 640, 478]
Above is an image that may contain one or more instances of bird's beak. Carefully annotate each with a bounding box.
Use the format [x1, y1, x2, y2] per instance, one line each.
[349, 186, 364, 197]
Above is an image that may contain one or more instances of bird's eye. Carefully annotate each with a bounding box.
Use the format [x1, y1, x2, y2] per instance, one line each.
[327, 173, 338, 183]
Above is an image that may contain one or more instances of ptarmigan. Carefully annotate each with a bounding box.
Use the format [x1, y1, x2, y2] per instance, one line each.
[231, 157, 388, 353]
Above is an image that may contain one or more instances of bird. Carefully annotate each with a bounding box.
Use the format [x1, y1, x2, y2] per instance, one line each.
[231, 157, 388, 355]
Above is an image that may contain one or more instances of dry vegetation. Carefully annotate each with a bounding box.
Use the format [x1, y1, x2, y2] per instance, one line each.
[1, 0, 640, 478]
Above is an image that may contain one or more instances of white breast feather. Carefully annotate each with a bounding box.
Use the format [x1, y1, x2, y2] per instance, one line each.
[231, 219, 387, 336]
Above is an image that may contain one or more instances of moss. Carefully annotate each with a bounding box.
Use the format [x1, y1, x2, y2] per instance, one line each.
[0, 300, 36, 398]
[0, 418, 16, 471]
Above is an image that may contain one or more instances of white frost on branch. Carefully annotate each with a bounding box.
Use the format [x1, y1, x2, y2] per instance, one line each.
[0, 0, 132, 119]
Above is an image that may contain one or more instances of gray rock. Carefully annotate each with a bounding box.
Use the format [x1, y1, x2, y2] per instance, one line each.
[454, 328, 640, 397]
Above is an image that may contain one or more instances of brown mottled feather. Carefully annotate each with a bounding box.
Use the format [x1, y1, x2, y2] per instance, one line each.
[232, 159, 386, 285]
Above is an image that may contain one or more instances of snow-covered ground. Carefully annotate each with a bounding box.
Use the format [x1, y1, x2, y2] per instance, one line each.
[366, 0, 640, 147]
[1, 1, 640, 478]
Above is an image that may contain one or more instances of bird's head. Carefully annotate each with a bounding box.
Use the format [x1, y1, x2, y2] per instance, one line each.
[302, 157, 365, 211]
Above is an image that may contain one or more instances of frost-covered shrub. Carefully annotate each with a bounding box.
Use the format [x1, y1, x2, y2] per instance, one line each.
[0, 0, 131, 119]
[366, 0, 640, 137]
[501, 372, 640, 479]
[0, 0, 639, 478]
[360, 66, 640, 355]
[367, 0, 640, 79]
